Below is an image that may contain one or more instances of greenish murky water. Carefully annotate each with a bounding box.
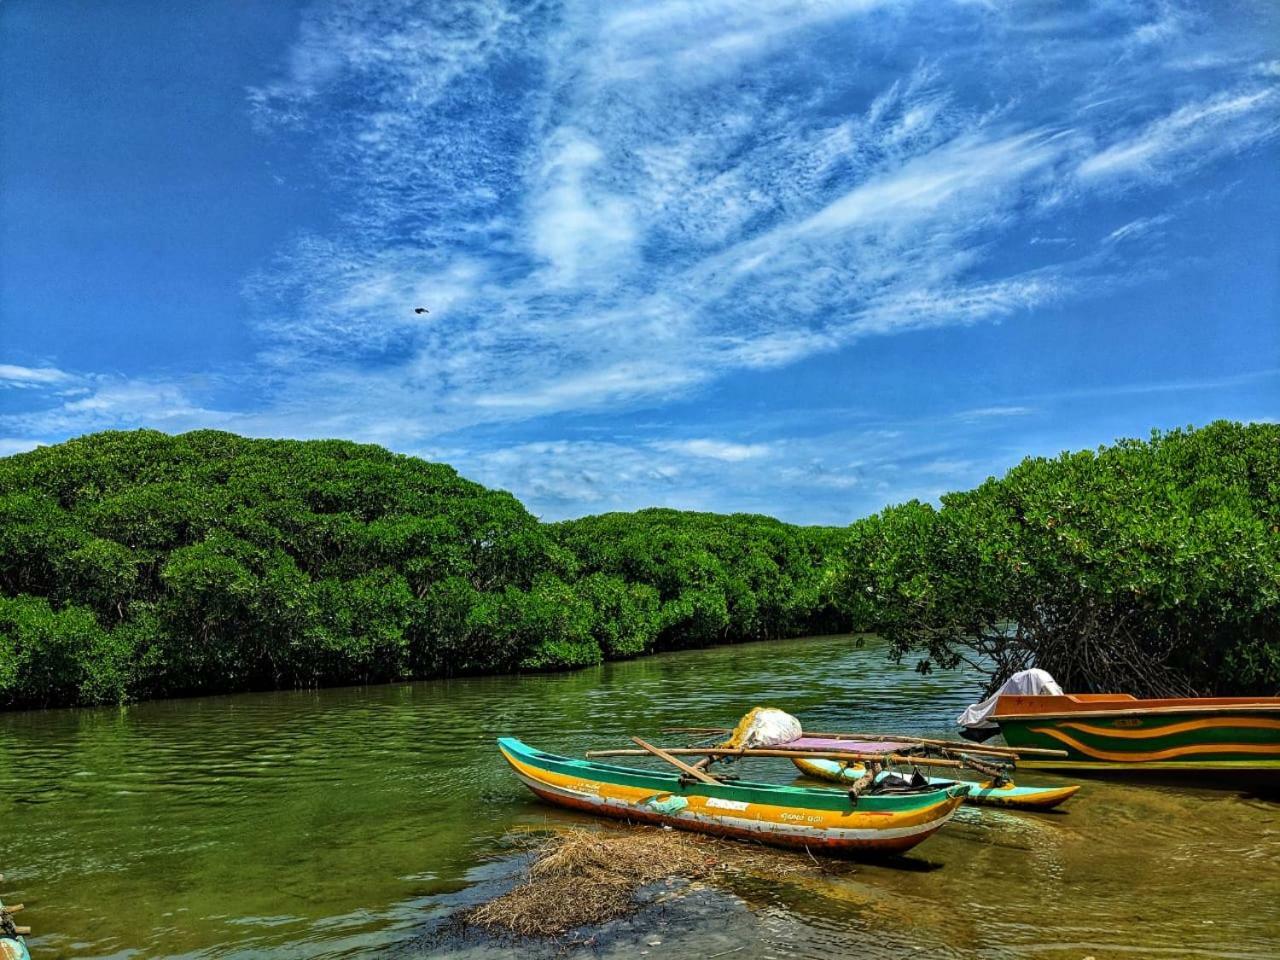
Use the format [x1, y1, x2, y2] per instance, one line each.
[2, 634, 1277, 959]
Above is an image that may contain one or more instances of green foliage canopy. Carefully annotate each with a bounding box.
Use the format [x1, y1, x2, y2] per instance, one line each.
[836, 421, 1280, 697]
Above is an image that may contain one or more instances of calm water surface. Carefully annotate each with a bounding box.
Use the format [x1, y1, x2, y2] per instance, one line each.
[1, 634, 1277, 959]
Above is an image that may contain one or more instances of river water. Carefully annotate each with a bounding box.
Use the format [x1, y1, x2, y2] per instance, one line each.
[1, 634, 1277, 959]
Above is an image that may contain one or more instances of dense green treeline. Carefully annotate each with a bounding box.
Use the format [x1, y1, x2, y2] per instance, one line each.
[1, 421, 1277, 709]
[552, 511, 847, 651]
[0, 430, 843, 707]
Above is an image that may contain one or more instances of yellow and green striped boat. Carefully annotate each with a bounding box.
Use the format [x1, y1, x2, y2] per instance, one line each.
[992, 694, 1280, 783]
[499, 737, 969, 856]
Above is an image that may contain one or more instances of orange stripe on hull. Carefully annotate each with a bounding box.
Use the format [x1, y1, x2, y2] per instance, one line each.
[503, 750, 954, 833]
[1054, 717, 1280, 739]
[521, 782, 948, 854]
[1030, 727, 1280, 762]
[995, 694, 1280, 718]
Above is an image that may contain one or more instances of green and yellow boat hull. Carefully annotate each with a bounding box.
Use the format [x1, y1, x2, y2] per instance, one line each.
[499, 737, 968, 856]
[992, 694, 1280, 784]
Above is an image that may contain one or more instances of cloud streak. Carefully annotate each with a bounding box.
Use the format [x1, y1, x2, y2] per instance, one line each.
[1077, 87, 1278, 183]
[0, 364, 74, 388]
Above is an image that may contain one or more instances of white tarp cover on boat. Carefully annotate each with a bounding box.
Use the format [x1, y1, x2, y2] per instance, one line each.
[956, 668, 1063, 731]
[723, 707, 803, 748]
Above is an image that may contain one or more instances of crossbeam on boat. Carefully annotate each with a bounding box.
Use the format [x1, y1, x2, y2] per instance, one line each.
[586, 745, 977, 770]
[661, 726, 1068, 759]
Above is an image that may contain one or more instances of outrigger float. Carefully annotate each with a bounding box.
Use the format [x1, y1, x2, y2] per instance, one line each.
[788, 754, 1079, 810]
[499, 737, 969, 856]
[0, 875, 31, 960]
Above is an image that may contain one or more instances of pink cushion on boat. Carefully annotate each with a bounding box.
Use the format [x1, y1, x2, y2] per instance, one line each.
[786, 737, 902, 754]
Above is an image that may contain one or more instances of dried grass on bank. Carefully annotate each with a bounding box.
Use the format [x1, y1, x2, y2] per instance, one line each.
[463, 826, 844, 938]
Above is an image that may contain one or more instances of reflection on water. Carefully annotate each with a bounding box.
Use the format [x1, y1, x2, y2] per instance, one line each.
[1, 634, 1277, 959]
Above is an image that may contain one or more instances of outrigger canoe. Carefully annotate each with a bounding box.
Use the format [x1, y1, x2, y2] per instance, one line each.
[992, 694, 1280, 784]
[790, 756, 1080, 810]
[499, 737, 969, 856]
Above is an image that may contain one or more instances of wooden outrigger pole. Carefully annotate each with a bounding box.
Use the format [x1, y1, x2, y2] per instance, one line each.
[587, 744, 974, 771]
[660, 726, 1068, 759]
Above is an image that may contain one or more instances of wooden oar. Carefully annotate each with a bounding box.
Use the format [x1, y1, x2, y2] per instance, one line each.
[660, 726, 1067, 759]
[629, 736, 721, 784]
[590, 745, 971, 770]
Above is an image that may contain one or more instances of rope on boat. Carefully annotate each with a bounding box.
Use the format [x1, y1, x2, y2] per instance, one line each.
[845, 761, 880, 805]
[0, 872, 32, 946]
[958, 753, 1013, 785]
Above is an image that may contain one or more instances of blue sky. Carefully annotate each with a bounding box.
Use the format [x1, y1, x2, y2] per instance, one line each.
[2, 0, 1277, 523]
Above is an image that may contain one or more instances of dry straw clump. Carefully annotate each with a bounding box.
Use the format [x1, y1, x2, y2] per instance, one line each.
[464, 825, 843, 938]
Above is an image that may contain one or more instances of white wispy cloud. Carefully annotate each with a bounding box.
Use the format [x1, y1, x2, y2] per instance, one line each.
[437, 439, 692, 514]
[955, 405, 1036, 420]
[792, 131, 1067, 238]
[0, 373, 234, 438]
[1104, 214, 1175, 244]
[917, 457, 980, 476]
[654, 439, 772, 462]
[529, 129, 639, 288]
[0, 438, 42, 457]
[442, 407, 1051, 522]
[0, 364, 74, 387]
[1077, 87, 1279, 183]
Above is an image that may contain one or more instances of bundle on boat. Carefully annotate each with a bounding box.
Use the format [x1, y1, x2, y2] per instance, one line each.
[0, 874, 31, 960]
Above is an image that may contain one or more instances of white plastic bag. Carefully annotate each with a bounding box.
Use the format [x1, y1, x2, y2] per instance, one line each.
[723, 706, 803, 748]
